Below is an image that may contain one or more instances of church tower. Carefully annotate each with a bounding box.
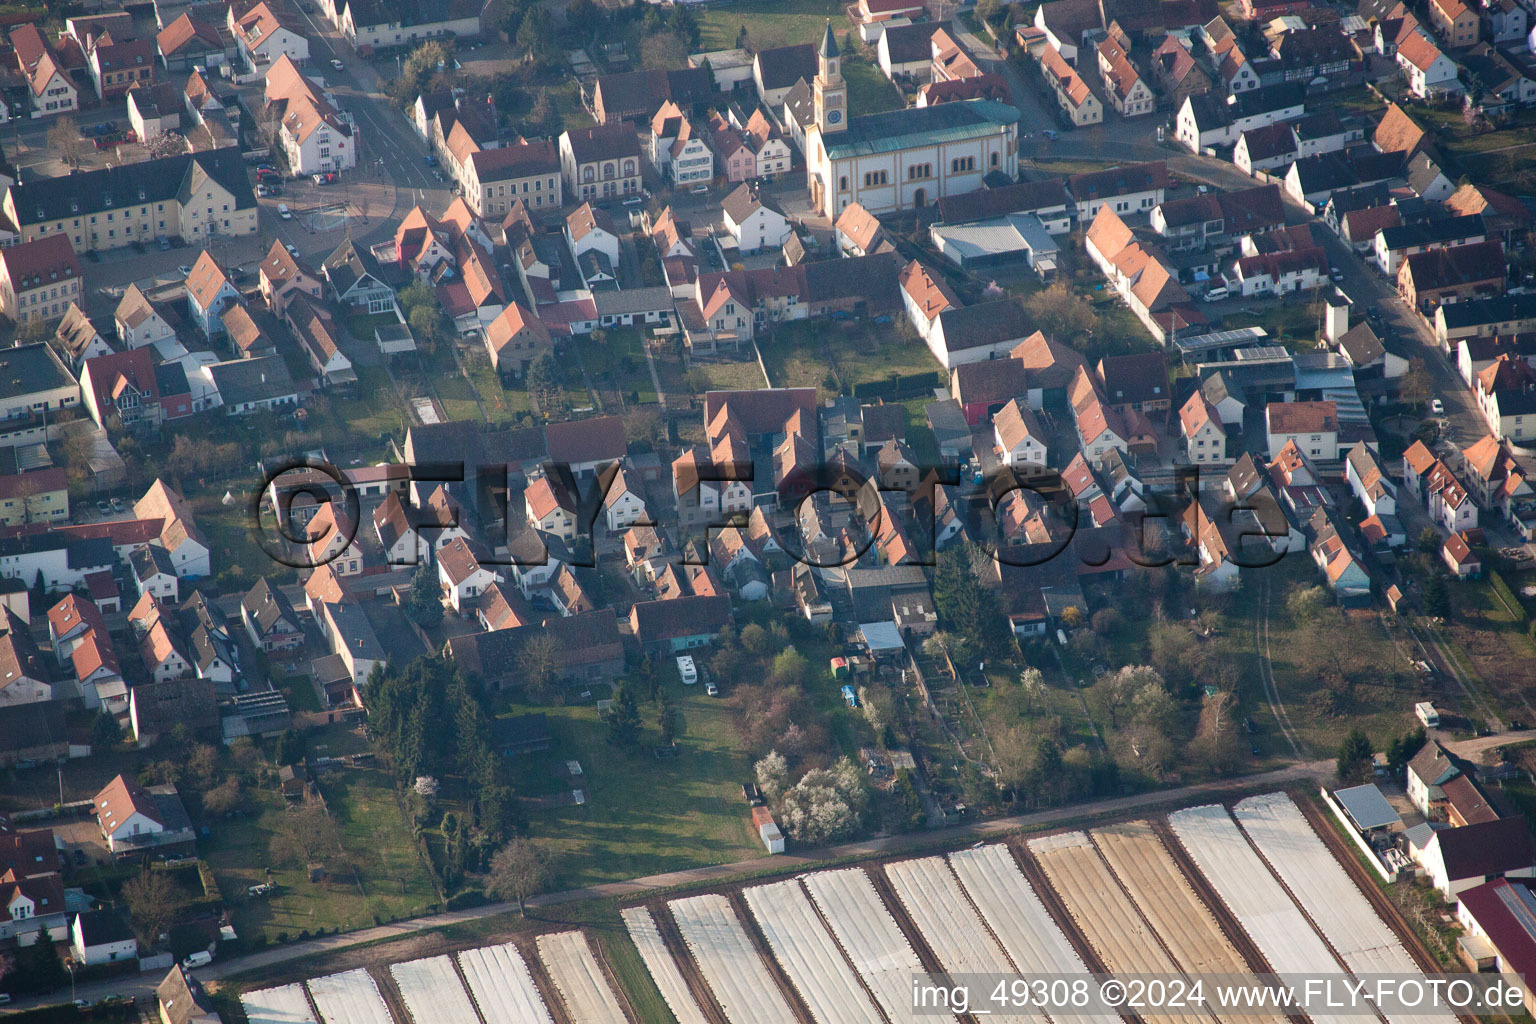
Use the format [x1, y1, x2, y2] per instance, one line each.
[813, 20, 846, 135]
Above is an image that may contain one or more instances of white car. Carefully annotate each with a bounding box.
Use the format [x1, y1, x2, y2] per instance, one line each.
[1431, 399, 1444, 415]
[277, 203, 292, 219]
[330, 58, 344, 71]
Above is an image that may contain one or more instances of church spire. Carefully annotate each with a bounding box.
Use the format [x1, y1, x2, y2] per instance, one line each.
[818, 19, 839, 59]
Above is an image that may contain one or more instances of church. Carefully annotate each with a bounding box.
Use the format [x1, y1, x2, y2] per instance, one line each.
[805, 23, 1021, 218]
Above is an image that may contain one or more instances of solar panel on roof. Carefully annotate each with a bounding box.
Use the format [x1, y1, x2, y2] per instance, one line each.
[1497, 883, 1536, 942]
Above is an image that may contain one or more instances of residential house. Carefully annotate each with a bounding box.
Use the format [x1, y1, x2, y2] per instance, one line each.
[115, 284, 178, 350]
[723, 181, 792, 255]
[560, 123, 642, 203]
[323, 238, 395, 314]
[1428, 0, 1480, 47]
[263, 55, 356, 175]
[1040, 45, 1103, 126]
[0, 235, 81, 326]
[258, 238, 323, 317]
[184, 251, 238, 337]
[1267, 400, 1338, 460]
[240, 577, 302, 652]
[79, 348, 193, 427]
[629, 594, 732, 652]
[1399, 240, 1506, 313]
[437, 536, 493, 612]
[1179, 391, 1227, 463]
[994, 398, 1049, 471]
[1397, 32, 1462, 98]
[232, 1, 308, 69]
[71, 910, 137, 965]
[753, 43, 817, 107]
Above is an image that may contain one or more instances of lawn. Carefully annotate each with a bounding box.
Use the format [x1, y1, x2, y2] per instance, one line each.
[465, 363, 534, 425]
[344, 312, 402, 341]
[494, 681, 763, 887]
[204, 731, 440, 945]
[1220, 299, 1325, 347]
[1443, 577, 1536, 724]
[845, 58, 903, 116]
[577, 329, 659, 404]
[333, 366, 408, 447]
[697, 0, 846, 52]
[758, 320, 941, 399]
[433, 374, 484, 424]
[692, 357, 768, 393]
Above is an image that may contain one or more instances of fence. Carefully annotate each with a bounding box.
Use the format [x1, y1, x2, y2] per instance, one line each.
[853, 372, 943, 402]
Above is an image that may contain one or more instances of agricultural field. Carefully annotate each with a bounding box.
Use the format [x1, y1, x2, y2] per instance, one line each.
[621, 907, 712, 1024]
[241, 984, 318, 1024]
[1029, 832, 1208, 1024]
[223, 795, 1454, 1024]
[668, 894, 795, 1024]
[306, 969, 392, 1024]
[535, 931, 629, 1024]
[741, 879, 884, 1024]
[388, 956, 481, 1024]
[696, 0, 845, 52]
[1233, 794, 1454, 1024]
[457, 942, 555, 1024]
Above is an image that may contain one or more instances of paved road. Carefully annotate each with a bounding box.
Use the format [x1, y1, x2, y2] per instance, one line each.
[0, 757, 1334, 1013]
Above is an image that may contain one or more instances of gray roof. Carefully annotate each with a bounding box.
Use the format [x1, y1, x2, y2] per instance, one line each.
[824, 100, 1019, 162]
[0, 342, 76, 402]
[1333, 783, 1401, 830]
[205, 356, 296, 407]
[130, 543, 176, 581]
[325, 600, 384, 662]
[323, 237, 387, 298]
[1379, 214, 1485, 252]
[592, 286, 674, 317]
[8, 146, 254, 227]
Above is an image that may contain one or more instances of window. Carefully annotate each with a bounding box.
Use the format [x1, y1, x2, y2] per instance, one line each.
[949, 156, 975, 172]
[863, 170, 888, 187]
[839, 175, 848, 191]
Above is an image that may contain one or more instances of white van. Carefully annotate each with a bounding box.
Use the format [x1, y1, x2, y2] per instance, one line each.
[677, 655, 697, 684]
[182, 951, 212, 970]
[277, 203, 292, 220]
[1204, 283, 1229, 301]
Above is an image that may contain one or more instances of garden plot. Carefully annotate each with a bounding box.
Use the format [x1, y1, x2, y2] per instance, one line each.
[1091, 822, 1287, 1024]
[742, 879, 884, 1024]
[1233, 793, 1455, 1024]
[388, 956, 480, 1024]
[947, 844, 1122, 1024]
[306, 969, 394, 1024]
[621, 907, 713, 1024]
[1169, 805, 1355, 1024]
[668, 893, 796, 1024]
[884, 856, 1044, 1024]
[243, 985, 319, 1024]
[458, 942, 555, 1024]
[536, 931, 629, 1024]
[801, 867, 960, 1024]
[1028, 833, 1211, 1024]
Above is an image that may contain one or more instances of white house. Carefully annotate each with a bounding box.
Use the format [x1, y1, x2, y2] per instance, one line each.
[993, 399, 1048, 470]
[1179, 391, 1228, 464]
[722, 181, 792, 255]
[233, 2, 309, 69]
[264, 56, 357, 176]
[1345, 441, 1397, 516]
[1266, 401, 1338, 460]
[602, 467, 648, 532]
[1397, 32, 1463, 99]
[565, 203, 621, 267]
[71, 910, 138, 966]
[436, 536, 494, 612]
[93, 774, 165, 852]
[184, 252, 239, 337]
[1414, 817, 1536, 900]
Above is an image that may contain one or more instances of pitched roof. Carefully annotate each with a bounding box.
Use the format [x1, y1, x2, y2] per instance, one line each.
[0, 235, 80, 294]
[545, 415, 625, 466]
[562, 122, 641, 164]
[630, 594, 731, 641]
[1267, 399, 1337, 434]
[755, 42, 817, 90]
[1432, 816, 1536, 880]
[1069, 161, 1170, 202]
[94, 773, 162, 832]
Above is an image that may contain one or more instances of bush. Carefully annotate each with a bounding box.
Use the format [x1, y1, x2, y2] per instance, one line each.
[446, 888, 488, 910]
[1091, 608, 1124, 635]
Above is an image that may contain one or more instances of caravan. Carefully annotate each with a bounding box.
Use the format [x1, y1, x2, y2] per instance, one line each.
[677, 655, 697, 685]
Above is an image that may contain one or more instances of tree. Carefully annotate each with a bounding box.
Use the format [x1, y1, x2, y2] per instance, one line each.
[1400, 357, 1433, 409]
[658, 690, 677, 746]
[755, 749, 788, 800]
[608, 680, 642, 748]
[1423, 572, 1452, 619]
[188, 743, 221, 789]
[486, 836, 551, 915]
[1101, 664, 1163, 729]
[1418, 527, 1442, 554]
[1024, 283, 1096, 345]
[527, 352, 562, 412]
[1286, 584, 1328, 623]
[529, 89, 554, 130]
[91, 710, 123, 750]
[274, 728, 306, 766]
[1192, 689, 1241, 773]
[641, 31, 687, 70]
[1385, 726, 1427, 768]
[408, 304, 440, 346]
[46, 117, 87, 170]
[778, 757, 867, 845]
[269, 800, 342, 866]
[516, 633, 560, 700]
[1336, 727, 1374, 783]
[976, 0, 1003, 23]
[400, 41, 449, 101]
[517, 7, 555, 59]
[405, 562, 444, 628]
[202, 777, 244, 816]
[767, 649, 810, 689]
[123, 870, 185, 949]
[17, 314, 48, 344]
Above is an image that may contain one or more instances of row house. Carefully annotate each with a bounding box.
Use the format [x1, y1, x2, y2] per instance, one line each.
[1375, 214, 1487, 277]
[460, 138, 561, 219]
[0, 235, 80, 325]
[1040, 44, 1103, 126]
[1428, 0, 1481, 47]
[1097, 32, 1155, 117]
[1174, 84, 1304, 153]
[1474, 354, 1536, 444]
[1149, 183, 1285, 252]
[560, 123, 641, 203]
[651, 103, 712, 186]
[10, 25, 78, 118]
[1399, 240, 1506, 314]
[1150, 35, 1212, 110]
[89, 37, 155, 101]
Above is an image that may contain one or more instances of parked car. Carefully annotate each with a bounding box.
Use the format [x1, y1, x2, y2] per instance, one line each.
[96, 500, 110, 515]
[175, 265, 191, 277]
[256, 184, 270, 197]
[706, 681, 719, 697]
[182, 951, 212, 970]
[312, 172, 338, 185]
[158, 237, 171, 251]
[285, 243, 300, 257]
[330, 58, 344, 71]
[277, 204, 292, 219]
[1431, 398, 1444, 415]
[424, 154, 438, 166]
[690, 184, 709, 195]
